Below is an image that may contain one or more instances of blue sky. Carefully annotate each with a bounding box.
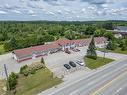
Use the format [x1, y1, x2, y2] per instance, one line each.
[0, 0, 127, 21]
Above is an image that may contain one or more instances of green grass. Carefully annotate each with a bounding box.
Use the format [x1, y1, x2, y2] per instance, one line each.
[0, 80, 6, 95]
[84, 56, 114, 69]
[0, 45, 6, 54]
[16, 68, 62, 95]
[98, 48, 127, 55]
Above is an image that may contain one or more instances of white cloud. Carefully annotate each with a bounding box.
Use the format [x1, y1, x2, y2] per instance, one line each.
[0, 10, 7, 14]
[28, 10, 35, 15]
[11, 10, 22, 14]
[0, 0, 127, 20]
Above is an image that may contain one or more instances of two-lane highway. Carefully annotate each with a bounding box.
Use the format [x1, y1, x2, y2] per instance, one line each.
[39, 59, 127, 95]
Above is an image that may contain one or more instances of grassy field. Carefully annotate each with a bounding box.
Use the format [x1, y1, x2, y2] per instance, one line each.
[0, 45, 5, 54]
[84, 56, 114, 69]
[16, 68, 62, 95]
[0, 80, 6, 95]
[98, 48, 127, 55]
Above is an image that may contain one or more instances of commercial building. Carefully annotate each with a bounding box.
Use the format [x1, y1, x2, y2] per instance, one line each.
[12, 37, 107, 62]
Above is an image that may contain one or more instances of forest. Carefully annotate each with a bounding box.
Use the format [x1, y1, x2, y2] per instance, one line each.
[0, 20, 127, 52]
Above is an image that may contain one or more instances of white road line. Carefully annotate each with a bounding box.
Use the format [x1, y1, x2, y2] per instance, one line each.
[116, 88, 122, 93]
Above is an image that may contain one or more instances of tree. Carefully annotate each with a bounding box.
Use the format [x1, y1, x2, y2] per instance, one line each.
[103, 31, 114, 41]
[94, 29, 106, 37]
[85, 26, 96, 35]
[9, 36, 18, 50]
[106, 40, 117, 50]
[121, 39, 127, 51]
[86, 36, 97, 59]
[8, 72, 17, 90]
[102, 22, 114, 30]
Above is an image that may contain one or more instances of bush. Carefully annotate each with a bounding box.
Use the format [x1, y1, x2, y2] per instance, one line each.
[23, 69, 29, 76]
[30, 69, 36, 74]
[20, 65, 28, 74]
[8, 72, 17, 90]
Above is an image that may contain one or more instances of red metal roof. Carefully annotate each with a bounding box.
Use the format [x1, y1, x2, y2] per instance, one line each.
[13, 43, 59, 57]
[13, 37, 106, 58]
[54, 38, 72, 45]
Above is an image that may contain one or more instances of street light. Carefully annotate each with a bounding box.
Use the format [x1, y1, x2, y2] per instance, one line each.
[4, 64, 11, 95]
[103, 41, 107, 59]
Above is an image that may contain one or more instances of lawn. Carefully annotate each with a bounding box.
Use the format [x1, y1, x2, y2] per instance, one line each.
[98, 48, 127, 55]
[0, 45, 5, 54]
[16, 68, 62, 95]
[84, 56, 114, 69]
[0, 80, 6, 95]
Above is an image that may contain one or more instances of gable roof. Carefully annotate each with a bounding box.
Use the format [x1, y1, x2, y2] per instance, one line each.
[13, 43, 59, 58]
[13, 37, 106, 58]
[54, 38, 73, 45]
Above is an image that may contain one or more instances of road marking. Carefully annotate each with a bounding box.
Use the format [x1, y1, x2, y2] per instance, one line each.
[91, 70, 127, 95]
[116, 88, 122, 92]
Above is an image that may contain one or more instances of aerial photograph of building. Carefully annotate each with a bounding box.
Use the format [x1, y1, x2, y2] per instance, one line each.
[0, 0, 127, 95]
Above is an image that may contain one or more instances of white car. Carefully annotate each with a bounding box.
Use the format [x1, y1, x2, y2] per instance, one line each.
[75, 60, 84, 66]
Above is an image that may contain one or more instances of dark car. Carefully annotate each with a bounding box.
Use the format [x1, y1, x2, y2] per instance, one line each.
[69, 61, 76, 67]
[64, 64, 71, 69]
[72, 49, 80, 52]
[65, 50, 71, 54]
[75, 49, 80, 51]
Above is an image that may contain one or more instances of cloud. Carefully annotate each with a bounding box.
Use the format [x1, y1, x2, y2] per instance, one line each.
[11, 10, 22, 14]
[0, 0, 127, 20]
[28, 10, 35, 15]
[0, 10, 7, 14]
[43, 0, 61, 6]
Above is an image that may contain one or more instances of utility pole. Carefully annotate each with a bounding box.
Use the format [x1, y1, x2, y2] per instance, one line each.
[103, 41, 107, 59]
[4, 64, 10, 95]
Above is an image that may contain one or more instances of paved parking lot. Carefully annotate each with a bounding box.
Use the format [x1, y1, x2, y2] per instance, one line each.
[43, 47, 89, 78]
[0, 46, 127, 80]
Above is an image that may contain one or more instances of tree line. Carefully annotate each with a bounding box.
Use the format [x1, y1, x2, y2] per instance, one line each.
[0, 21, 126, 51]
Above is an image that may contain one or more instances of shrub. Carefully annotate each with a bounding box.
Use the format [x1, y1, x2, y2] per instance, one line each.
[8, 72, 17, 90]
[20, 65, 28, 74]
[30, 69, 36, 74]
[23, 69, 29, 76]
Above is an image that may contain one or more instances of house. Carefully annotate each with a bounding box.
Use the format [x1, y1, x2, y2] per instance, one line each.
[12, 37, 107, 62]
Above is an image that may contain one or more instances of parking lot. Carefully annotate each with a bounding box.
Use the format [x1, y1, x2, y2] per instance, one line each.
[43, 47, 89, 78]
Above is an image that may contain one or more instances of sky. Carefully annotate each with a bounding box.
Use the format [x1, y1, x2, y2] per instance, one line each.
[0, 0, 127, 21]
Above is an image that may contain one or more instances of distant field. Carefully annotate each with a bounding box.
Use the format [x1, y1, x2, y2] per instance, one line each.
[16, 68, 62, 95]
[98, 48, 127, 55]
[84, 56, 114, 69]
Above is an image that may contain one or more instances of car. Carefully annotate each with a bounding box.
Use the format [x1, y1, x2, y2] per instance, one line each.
[64, 64, 71, 69]
[75, 49, 80, 51]
[75, 60, 84, 66]
[72, 48, 80, 52]
[65, 50, 71, 54]
[69, 61, 76, 67]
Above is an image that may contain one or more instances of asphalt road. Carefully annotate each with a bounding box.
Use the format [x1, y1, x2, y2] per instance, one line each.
[94, 67, 127, 95]
[39, 59, 127, 95]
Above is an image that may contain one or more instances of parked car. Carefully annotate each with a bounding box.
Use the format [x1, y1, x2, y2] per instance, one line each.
[69, 61, 76, 67]
[64, 64, 71, 69]
[76, 49, 80, 51]
[75, 60, 84, 66]
[65, 50, 71, 54]
[72, 48, 80, 52]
